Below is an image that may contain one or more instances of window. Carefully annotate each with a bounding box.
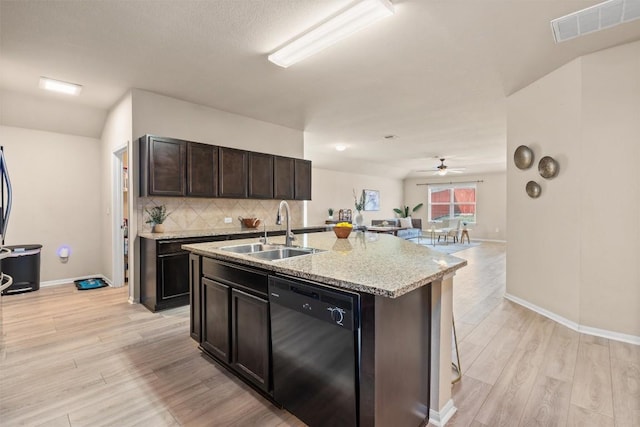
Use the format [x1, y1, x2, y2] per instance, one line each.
[428, 184, 476, 223]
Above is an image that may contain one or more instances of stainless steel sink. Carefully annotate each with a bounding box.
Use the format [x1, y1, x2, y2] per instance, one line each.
[219, 243, 285, 254]
[248, 247, 324, 261]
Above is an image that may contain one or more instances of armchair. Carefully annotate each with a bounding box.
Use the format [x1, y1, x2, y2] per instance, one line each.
[437, 219, 461, 243]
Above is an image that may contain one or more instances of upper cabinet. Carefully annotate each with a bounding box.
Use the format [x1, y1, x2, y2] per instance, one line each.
[219, 147, 248, 198]
[248, 152, 274, 199]
[139, 135, 186, 197]
[187, 143, 218, 198]
[273, 156, 294, 200]
[294, 159, 312, 200]
[139, 135, 311, 200]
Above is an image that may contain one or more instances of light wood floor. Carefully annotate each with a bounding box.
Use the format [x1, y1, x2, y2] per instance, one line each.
[1, 242, 638, 427]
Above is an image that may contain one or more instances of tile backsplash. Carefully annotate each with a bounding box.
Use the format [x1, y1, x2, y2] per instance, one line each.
[137, 198, 304, 233]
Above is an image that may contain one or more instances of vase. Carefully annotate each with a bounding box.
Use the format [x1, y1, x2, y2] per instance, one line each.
[152, 223, 165, 233]
[355, 212, 363, 226]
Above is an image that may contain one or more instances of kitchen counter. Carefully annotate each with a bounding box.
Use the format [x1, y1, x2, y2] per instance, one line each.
[182, 230, 466, 298]
[138, 224, 327, 240]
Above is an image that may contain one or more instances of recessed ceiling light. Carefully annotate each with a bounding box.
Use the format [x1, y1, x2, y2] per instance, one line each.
[268, 0, 395, 68]
[335, 144, 347, 152]
[39, 77, 82, 96]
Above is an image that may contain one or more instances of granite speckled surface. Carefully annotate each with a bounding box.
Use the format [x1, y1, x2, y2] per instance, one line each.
[138, 225, 327, 240]
[183, 231, 467, 298]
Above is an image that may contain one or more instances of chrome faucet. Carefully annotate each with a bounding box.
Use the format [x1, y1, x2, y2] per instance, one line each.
[276, 200, 295, 247]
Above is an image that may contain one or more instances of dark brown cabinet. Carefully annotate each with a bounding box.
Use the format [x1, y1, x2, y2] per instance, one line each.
[294, 159, 312, 200]
[231, 288, 270, 391]
[189, 253, 202, 342]
[202, 277, 231, 362]
[248, 152, 274, 199]
[199, 257, 271, 393]
[187, 143, 218, 197]
[139, 135, 186, 197]
[219, 147, 248, 198]
[139, 134, 312, 200]
[273, 156, 294, 199]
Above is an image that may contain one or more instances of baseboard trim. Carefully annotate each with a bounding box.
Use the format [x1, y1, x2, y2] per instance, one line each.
[428, 399, 457, 427]
[504, 293, 640, 345]
[41, 274, 113, 288]
[473, 238, 507, 243]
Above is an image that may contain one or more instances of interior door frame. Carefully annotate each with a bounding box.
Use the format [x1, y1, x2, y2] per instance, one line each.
[111, 144, 128, 289]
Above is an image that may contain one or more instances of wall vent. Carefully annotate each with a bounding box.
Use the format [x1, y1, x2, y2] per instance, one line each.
[551, 0, 640, 43]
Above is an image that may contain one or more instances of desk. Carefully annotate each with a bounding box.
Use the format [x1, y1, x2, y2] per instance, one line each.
[367, 226, 402, 236]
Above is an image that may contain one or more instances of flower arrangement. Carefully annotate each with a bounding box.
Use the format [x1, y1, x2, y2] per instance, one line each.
[353, 189, 365, 213]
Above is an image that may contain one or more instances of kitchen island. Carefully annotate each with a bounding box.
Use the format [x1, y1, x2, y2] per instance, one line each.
[183, 231, 467, 426]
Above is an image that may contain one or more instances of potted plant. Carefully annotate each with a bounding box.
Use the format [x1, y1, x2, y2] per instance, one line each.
[353, 189, 366, 226]
[328, 208, 334, 220]
[145, 205, 170, 233]
[393, 203, 424, 218]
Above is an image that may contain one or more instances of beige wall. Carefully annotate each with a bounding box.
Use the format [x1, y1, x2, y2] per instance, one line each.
[100, 92, 133, 289]
[403, 172, 506, 241]
[0, 126, 103, 282]
[506, 41, 640, 338]
[131, 89, 303, 157]
[307, 168, 403, 226]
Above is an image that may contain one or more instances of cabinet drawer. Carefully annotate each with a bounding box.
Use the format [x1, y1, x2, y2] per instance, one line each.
[158, 241, 187, 255]
[202, 258, 268, 296]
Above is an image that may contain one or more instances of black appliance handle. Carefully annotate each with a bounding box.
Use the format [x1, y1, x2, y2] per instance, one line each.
[0, 148, 12, 243]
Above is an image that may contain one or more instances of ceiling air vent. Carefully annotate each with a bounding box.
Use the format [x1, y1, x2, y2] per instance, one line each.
[551, 0, 640, 43]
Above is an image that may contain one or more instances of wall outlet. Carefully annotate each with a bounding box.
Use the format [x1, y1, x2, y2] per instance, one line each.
[495, 227, 500, 233]
[224, 217, 232, 224]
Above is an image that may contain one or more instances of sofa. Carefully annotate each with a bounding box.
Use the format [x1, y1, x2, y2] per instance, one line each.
[371, 218, 422, 240]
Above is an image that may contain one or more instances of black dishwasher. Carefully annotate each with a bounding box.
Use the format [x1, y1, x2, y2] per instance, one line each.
[269, 276, 360, 427]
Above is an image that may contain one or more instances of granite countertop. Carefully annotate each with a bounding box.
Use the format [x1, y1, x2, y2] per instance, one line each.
[138, 225, 327, 240]
[183, 231, 467, 298]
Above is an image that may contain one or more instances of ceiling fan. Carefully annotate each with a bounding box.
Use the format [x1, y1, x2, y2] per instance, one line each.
[415, 158, 465, 176]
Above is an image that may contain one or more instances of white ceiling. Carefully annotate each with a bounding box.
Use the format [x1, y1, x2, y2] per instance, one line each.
[2, 0, 639, 179]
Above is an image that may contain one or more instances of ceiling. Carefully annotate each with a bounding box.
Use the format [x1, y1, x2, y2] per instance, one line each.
[1, 0, 639, 179]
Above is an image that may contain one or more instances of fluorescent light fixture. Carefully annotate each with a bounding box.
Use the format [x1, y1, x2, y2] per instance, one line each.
[551, 0, 640, 43]
[268, 0, 395, 68]
[39, 77, 82, 95]
[335, 144, 347, 151]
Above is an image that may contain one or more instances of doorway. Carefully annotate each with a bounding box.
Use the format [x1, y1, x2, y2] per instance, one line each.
[112, 145, 129, 290]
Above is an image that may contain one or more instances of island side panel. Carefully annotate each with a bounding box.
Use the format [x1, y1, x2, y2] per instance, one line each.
[429, 275, 456, 425]
[371, 285, 431, 426]
[359, 293, 376, 427]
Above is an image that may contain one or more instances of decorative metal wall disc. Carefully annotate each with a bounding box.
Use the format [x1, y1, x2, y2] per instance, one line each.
[514, 145, 534, 170]
[526, 181, 541, 198]
[538, 156, 559, 179]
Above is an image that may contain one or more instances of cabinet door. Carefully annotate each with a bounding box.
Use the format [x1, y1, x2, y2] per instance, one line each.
[158, 252, 189, 300]
[219, 147, 248, 198]
[273, 156, 294, 200]
[231, 288, 271, 392]
[147, 136, 186, 196]
[294, 159, 312, 200]
[248, 152, 274, 199]
[187, 143, 218, 197]
[189, 253, 202, 342]
[202, 278, 231, 362]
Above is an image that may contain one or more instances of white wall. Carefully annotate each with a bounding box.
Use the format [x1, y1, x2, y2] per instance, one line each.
[307, 168, 403, 226]
[403, 172, 506, 241]
[0, 126, 102, 282]
[507, 41, 640, 339]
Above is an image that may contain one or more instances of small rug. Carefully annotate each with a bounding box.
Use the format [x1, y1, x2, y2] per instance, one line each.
[74, 278, 108, 290]
[412, 240, 481, 254]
